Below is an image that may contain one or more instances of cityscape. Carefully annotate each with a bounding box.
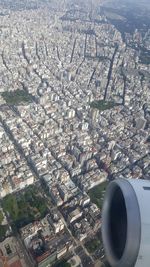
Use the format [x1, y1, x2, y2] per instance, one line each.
[0, 0, 150, 267]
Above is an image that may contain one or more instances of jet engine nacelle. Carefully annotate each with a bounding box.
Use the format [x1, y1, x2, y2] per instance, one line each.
[102, 178, 150, 267]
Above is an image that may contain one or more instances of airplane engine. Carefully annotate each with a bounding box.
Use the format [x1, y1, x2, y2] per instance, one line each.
[102, 178, 150, 267]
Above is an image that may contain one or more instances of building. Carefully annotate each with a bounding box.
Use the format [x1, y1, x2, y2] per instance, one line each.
[0, 236, 28, 267]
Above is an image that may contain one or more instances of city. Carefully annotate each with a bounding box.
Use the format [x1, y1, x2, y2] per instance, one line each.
[0, 0, 150, 267]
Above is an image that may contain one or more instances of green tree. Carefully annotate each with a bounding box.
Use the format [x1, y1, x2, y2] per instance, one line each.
[0, 211, 4, 224]
[56, 261, 71, 267]
[3, 194, 19, 220]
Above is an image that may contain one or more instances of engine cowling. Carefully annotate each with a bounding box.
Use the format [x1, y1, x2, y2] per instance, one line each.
[102, 178, 150, 267]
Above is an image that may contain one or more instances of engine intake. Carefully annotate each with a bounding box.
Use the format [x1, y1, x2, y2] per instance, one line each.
[102, 178, 150, 267]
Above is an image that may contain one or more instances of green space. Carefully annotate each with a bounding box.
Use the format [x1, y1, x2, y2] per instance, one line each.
[1, 89, 32, 105]
[85, 237, 101, 253]
[88, 181, 108, 209]
[0, 211, 4, 224]
[0, 225, 8, 240]
[54, 260, 71, 267]
[2, 185, 48, 228]
[90, 100, 119, 111]
[104, 11, 125, 21]
[139, 54, 150, 65]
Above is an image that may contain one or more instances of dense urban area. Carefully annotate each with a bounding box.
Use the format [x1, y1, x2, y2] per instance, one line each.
[0, 0, 150, 266]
